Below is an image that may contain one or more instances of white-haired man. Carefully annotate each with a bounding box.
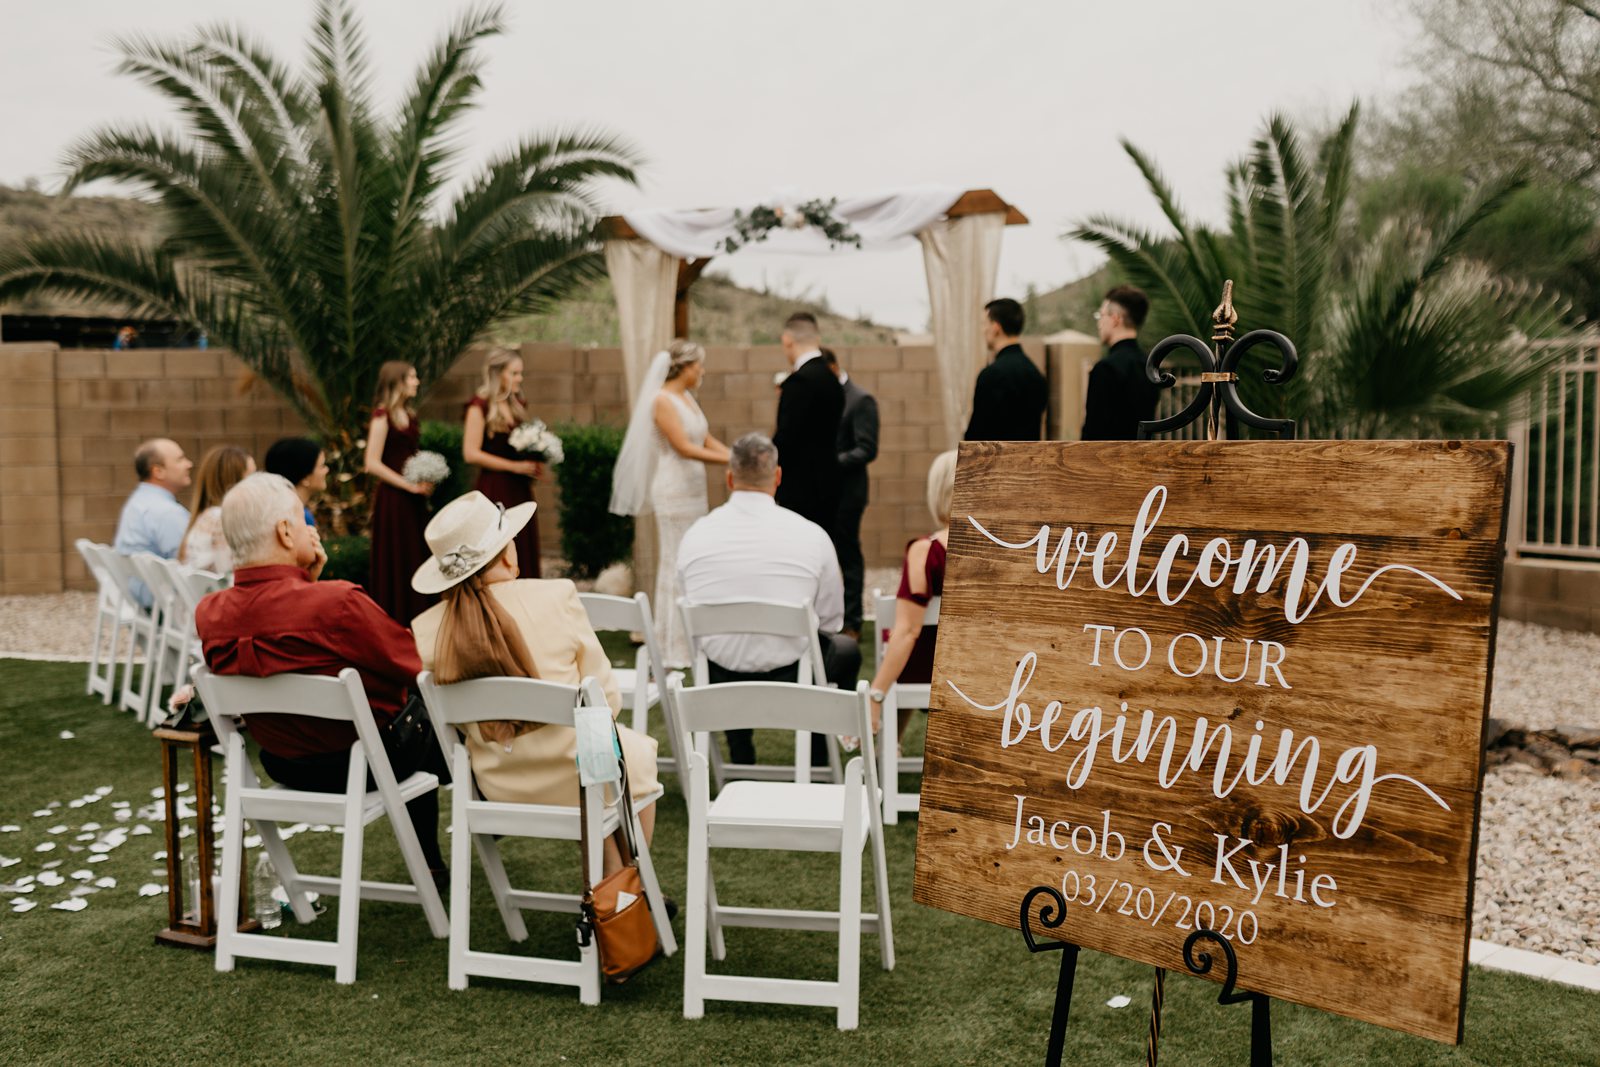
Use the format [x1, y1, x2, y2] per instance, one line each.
[194, 473, 447, 881]
[677, 432, 859, 766]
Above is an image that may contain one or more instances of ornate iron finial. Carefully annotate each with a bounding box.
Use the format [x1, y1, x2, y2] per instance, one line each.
[1211, 279, 1238, 349]
[1139, 280, 1299, 441]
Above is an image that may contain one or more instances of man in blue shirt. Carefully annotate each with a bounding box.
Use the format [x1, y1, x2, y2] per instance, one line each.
[113, 438, 194, 605]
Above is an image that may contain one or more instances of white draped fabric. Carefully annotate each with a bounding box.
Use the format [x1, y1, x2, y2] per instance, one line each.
[602, 239, 679, 403]
[919, 212, 1007, 449]
[602, 238, 678, 603]
[620, 187, 963, 260]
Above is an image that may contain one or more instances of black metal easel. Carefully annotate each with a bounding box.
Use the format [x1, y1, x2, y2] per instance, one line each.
[1017, 281, 1297, 1066]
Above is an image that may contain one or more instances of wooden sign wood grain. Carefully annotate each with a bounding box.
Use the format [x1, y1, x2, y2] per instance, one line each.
[912, 440, 1510, 1045]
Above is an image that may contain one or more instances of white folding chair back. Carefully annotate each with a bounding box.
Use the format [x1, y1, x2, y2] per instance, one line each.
[671, 677, 894, 1030]
[193, 665, 448, 984]
[125, 553, 179, 723]
[678, 598, 838, 787]
[415, 671, 675, 1001]
[579, 591, 685, 789]
[871, 589, 941, 824]
[155, 558, 223, 695]
[96, 549, 154, 716]
[77, 540, 133, 704]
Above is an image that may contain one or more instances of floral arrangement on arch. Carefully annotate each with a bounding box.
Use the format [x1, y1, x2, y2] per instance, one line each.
[721, 197, 862, 254]
[509, 419, 564, 464]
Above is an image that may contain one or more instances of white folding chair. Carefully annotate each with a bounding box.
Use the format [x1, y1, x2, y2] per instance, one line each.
[122, 553, 175, 722]
[580, 592, 685, 788]
[77, 540, 139, 704]
[871, 589, 941, 825]
[678, 598, 841, 788]
[194, 665, 449, 984]
[671, 677, 894, 1031]
[155, 557, 224, 696]
[415, 671, 676, 1002]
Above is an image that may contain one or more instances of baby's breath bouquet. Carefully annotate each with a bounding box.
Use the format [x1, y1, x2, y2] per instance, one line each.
[401, 450, 450, 486]
[508, 419, 564, 464]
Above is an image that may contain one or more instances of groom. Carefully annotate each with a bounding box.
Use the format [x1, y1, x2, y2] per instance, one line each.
[772, 311, 845, 530]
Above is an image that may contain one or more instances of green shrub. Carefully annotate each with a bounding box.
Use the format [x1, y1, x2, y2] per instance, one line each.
[320, 533, 371, 584]
[553, 422, 633, 578]
[418, 419, 473, 509]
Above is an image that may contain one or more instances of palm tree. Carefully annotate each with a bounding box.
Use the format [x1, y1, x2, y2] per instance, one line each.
[1071, 104, 1573, 437]
[0, 0, 637, 523]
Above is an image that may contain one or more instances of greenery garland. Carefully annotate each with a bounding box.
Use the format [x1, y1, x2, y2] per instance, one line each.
[721, 198, 862, 254]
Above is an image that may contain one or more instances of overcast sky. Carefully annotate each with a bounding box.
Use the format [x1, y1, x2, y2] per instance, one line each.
[0, 0, 1416, 330]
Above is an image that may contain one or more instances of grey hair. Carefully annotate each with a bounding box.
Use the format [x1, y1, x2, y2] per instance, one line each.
[729, 432, 779, 487]
[221, 472, 304, 567]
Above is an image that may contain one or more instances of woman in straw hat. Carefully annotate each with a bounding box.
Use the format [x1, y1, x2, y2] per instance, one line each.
[410, 492, 660, 857]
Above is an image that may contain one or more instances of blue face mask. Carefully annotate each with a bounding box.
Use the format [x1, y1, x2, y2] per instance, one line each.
[573, 705, 622, 787]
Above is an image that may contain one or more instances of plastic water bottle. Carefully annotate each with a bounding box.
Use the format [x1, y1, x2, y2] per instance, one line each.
[252, 852, 282, 930]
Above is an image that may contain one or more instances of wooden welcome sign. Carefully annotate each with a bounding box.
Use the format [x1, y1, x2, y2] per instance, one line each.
[913, 439, 1510, 1045]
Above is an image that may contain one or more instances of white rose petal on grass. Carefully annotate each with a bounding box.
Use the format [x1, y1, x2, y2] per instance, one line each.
[1106, 995, 1131, 1009]
[81, 822, 100, 832]
[34, 843, 55, 853]
[51, 898, 87, 911]
[68, 800, 84, 809]
[94, 786, 112, 797]
[74, 833, 94, 842]
[31, 810, 50, 818]
[11, 900, 35, 913]
[1, 825, 20, 833]
[138, 884, 164, 897]
[87, 855, 108, 864]
[69, 870, 92, 881]
[94, 877, 116, 889]
[58, 731, 74, 740]
[131, 825, 153, 836]
[0, 857, 19, 868]
[41, 861, 61, 870]
[36, 872, 64, 887]
[47, 825, 67, 835]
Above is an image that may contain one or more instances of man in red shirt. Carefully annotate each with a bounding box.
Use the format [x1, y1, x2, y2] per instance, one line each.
[195, 473, 446, 877]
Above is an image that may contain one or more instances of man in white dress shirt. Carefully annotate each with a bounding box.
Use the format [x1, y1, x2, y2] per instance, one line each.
[677, 432, 861, 765]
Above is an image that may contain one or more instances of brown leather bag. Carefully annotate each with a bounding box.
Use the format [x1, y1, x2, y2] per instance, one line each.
[578, 735, 660, 984]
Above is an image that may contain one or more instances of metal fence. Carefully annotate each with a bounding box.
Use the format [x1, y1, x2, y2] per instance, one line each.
[1148, 337, 1600, 561]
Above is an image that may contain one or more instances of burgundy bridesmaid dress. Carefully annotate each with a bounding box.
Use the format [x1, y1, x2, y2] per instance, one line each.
[367, 407, 437, 623]
[467, 395, 541, 578]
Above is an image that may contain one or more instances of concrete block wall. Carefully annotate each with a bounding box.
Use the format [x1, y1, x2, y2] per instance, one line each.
[1, 340, 967, 593]
[1501, 558, 1600, 634]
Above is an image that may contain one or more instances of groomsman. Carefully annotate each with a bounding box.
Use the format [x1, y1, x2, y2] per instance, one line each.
[822, 348, 878, 637]
[1081, 285, 1158, 440]
[964, 298, 1047, 441]
[772, 311, 845, 529]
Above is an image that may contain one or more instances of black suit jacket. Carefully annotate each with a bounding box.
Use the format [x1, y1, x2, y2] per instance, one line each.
[964, 344, 1047, 441]
[773, 354, 846, 528]
[1081, 338, 1159, 440]
[835, 377, 878, 509]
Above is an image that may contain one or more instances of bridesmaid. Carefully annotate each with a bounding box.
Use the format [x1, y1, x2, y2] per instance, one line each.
[364, 360, 437, 623]
[463, 348, 543, 578]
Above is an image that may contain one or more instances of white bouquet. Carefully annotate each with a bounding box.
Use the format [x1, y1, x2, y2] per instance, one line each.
[508, 419, 564, 464]
[402, 450, 450, 486]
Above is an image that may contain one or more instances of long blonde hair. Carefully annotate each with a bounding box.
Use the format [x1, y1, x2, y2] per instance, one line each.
[432, 549, 540, 746]
[475, 348, 527, 434]
[373, 361, 416, 429]
[181, 446, 253, 559]
[926, 450, 958, 527]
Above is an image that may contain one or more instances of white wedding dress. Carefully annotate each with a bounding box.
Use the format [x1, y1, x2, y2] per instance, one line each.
[651, 390, 710, 667]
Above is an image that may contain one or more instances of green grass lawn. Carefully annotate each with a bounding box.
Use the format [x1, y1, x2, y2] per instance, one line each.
[1, 656, 1596, 1066]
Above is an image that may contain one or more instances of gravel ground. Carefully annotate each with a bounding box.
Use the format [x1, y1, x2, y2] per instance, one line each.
[1, 590, 1594, 961]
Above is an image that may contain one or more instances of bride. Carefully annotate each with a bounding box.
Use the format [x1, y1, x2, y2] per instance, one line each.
[610, 339, 731, 667]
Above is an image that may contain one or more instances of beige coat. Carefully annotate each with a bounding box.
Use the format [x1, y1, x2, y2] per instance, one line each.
[412, 579, 659, 806]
